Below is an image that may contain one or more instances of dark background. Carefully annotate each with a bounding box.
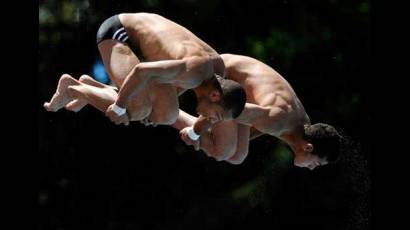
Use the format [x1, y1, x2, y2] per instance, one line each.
[38, 0, 372, 229]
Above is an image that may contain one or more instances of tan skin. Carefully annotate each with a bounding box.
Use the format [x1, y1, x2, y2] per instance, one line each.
[176, 54, 328, 170]
[42, 14, 321, 169]
[43, 52, 322, 169]
[44, 13, 225, 125]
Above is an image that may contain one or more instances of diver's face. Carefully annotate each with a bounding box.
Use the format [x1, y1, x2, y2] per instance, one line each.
[196, 99, 233, 123]
[293, 152, 328, 170]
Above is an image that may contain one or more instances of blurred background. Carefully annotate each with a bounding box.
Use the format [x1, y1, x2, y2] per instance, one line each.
[38, 0, 372, 229]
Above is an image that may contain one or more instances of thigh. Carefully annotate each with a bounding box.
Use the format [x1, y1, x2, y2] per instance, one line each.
[98, 40, 152, 120]
[98, 40, 140, 87]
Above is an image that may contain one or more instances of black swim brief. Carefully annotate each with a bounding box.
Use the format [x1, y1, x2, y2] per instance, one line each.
[96, 15, 130, 45]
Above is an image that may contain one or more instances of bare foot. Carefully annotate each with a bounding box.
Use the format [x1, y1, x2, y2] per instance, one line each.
[79, 75, 107, 88]
[63, 75, 119, 112]
[44, 74, 80, 112]
[64, 99, 87, 112]
[66, 83, 118, 113]
[62, 75, 100, 112]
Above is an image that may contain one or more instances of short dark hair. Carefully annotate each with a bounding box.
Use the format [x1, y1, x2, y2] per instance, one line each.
[214, 75, 247, 118]
[304, 123, 342, 163]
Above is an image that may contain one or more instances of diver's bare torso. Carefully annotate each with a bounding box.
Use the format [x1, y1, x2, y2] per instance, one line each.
[116, 13, 224, 121]
[221, 54, 310, 137]
[119, 13, 224, 87]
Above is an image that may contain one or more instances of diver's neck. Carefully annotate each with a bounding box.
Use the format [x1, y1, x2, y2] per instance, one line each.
[279, 127, 306, 153]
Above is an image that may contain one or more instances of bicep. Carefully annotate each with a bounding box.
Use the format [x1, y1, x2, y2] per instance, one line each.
[136, 59, 186, 83]
[138, 56, 212, 84]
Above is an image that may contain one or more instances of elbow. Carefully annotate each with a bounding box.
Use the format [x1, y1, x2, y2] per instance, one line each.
[129, 64, 151, 84]
[132, 64, 146, 77]
[119, 64, 152, 97]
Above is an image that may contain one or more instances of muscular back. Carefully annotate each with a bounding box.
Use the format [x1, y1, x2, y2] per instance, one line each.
[120, 14, 221, 65]
[118, 13, 225, 90]
[221, 54, 310, 136]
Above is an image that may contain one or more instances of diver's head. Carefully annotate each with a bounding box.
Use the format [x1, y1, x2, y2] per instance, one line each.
[196, 74, 246, 123]
[293, 123, 342, 170]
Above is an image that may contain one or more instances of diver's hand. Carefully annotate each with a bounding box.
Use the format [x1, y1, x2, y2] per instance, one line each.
[180, 127, 200, 151]
[105, 104, 129, 126]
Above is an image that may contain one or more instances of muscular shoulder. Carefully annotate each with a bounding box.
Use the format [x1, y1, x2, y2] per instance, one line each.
[220, 53, 241, 68]
[221, 54, 257, 66]
[221, 54, 261, 76]
[183, 56, 214, 73]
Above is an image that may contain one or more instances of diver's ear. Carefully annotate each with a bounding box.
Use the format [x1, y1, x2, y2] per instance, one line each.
[304, 143, 314, 153]
[209, 90, 221, 102]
